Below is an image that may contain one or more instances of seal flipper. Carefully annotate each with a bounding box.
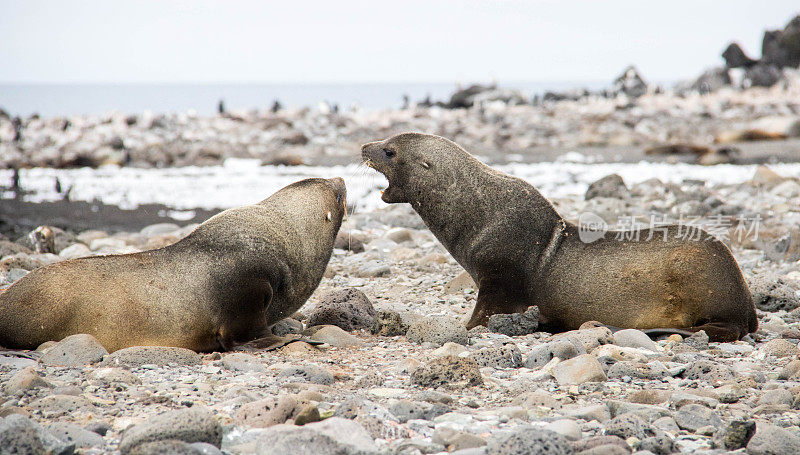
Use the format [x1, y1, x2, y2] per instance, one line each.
[235, 334, 323, 352]
[641, 324, 741, 342]
[466, 277, 527, 329]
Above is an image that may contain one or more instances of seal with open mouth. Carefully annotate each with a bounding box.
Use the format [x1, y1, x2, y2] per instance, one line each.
[362, 132, 757, 341]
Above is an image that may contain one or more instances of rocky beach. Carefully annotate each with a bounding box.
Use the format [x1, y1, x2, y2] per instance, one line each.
[3, 14, 800, 455]
[2, 160, 800, 454]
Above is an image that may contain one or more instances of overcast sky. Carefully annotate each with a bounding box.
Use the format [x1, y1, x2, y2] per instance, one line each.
[1, 0, 798, 84]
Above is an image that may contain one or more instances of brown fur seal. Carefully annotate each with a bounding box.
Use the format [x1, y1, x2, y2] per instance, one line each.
[362, 133, 757, 341]
[0, 178, 346, 352]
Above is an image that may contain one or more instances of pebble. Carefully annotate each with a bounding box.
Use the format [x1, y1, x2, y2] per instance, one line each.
[307, 325, 364, 347]
[221, 353, 267, 373]
[552, 354, 608, 385]
[433, 341, 469, 357]
[47, 422, 106, 449]
[102, 345, 201, 367]
[555, 327, 615, 351]
[3, 367, 52, 395]
[682, 331, 710, 350]
[254, 417, 379, 455]
[471, 343, 523, 368]
[612, 329, 661, 352]
[118, 406, 222, 454]
[39, 333, 109, 366]
[277, 364, 335, 385]
[525, 340, 586, 369]
[487, 427, 573, 455]
[406, 317, 469, 346]
[673, 404, 723, 432]
[586, 174, 630, 200]
[714, 420, 755, 450]
[333, 232, 365, 253]
[371, 310, 409, 336]
[306, 287, 377, 331]
[29, 394, 96, 418]
[236, 395, 302, 428]
[444, 270, 477, 294]
[389, 400, 449, 423]
[746, 422, 800, 455]
[605, 413, 651, 440]
[759, 338, 800, 357]
[748, 273, 800, 312]
[487, 306, 539, 337]
[681, 360, 735, 382]
[411, 356, 483, 389]
[0, 415, 46, 455]
[356, 260, 391, 278]
[545, 419, 582, 441]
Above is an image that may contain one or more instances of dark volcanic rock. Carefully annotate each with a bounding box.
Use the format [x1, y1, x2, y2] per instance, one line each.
[722, 42, 758, 68]
[487, 306, 539, 337]
[762, 16, 800, 69]
[745, 63, 783, 88]
[306, 288, 377, 331]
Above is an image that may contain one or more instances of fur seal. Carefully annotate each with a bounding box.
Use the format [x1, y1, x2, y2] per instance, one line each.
[0, 178, 346, 352]
[362, 133, 757, 341]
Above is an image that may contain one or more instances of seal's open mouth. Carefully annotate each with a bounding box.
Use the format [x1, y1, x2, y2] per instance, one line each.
[362, 157, 388, 194]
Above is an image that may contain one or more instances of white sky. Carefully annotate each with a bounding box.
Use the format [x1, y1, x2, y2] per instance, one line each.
[1, 0, 798, 84]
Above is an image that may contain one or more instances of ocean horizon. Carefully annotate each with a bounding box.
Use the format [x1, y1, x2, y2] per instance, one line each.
[0, 81, 618, 117]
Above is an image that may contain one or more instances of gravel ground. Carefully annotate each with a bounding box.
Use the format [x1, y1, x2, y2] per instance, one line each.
[2, 166, 800, 454]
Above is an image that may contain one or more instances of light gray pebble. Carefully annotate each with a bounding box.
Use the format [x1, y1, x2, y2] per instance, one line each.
[471, 343, 523, 368]
[674, 404, 723, 432]
[118, 406, 222, 455]
[524, 340, 585, 369]
[47, 422, 106, 449]
[102, 346, 201, 367]
[406, 317, 468, 346]
[486, 427, 572, 455]
[277, 364, 334, 385]
[39, 333, 108, 366]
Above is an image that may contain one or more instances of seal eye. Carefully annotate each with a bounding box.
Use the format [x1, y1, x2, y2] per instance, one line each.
[383, 148, 396, 158]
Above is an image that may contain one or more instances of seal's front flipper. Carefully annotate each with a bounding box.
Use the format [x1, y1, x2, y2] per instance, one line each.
[235, 334, 324, 352]
[467, 278, 526, 330]
[0, 349, 40, 360]
[684, 322, 744, 342]
[641, 327, 698, 339]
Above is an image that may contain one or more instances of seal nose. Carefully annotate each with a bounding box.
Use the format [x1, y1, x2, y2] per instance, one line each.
[328, 177, 346, 202]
